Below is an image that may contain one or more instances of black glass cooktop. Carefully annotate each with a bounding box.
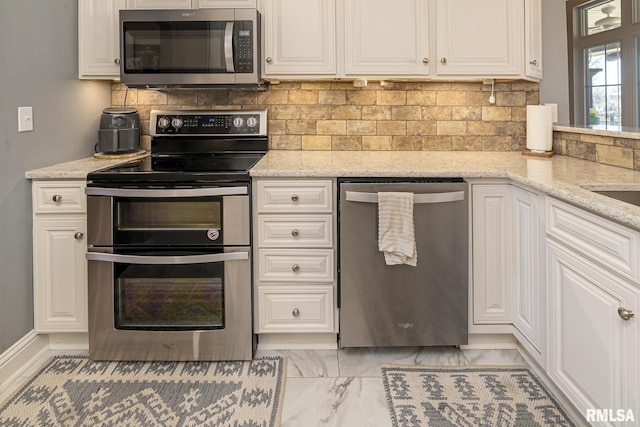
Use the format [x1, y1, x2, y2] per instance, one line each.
[87, 136, 268, 185]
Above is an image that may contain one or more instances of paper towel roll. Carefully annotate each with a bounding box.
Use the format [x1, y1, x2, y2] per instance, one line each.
[526, 105, 553, 152]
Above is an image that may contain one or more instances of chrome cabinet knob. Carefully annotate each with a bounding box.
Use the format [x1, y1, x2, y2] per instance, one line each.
[52, 195, 62, 202]
[114, 58, 120, 65]
[618, 307, 635, 321]
[292, 264, 300, 272]
[422, 58, 429, 64]
[440, 58, 447, 64]
[529, 59, 538, 66]
[292, 308, 300, 317]
[291, 229, 300, 237]
[291, 194, 299, 202]
[266, 57, 273, 63]
[74, 232, 84, 240]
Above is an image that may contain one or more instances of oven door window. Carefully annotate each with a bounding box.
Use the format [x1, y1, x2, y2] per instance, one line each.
[114, 196, 223, 246]
[114, 262, 224, 330]
[117, 197, 220, 230]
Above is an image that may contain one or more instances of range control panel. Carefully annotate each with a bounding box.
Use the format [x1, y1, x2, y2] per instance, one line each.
[150, 110, 267, 136]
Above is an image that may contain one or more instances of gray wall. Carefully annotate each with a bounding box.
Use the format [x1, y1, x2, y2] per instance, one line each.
[540, 0, 571, 125]
[0, 0, 111, 353]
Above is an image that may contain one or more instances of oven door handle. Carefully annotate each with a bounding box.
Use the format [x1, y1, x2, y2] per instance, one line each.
[85, 186, 248, 198]
[86, 251, 249, 265]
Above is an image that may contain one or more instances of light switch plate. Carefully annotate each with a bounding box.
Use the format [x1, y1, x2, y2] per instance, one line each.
[18, 107, 33, 132]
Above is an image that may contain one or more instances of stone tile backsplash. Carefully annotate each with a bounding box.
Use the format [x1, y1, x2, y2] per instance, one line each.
[553, 132, 640, 171]
[112, 80, 538, 152]
[113, 80, 640, 171]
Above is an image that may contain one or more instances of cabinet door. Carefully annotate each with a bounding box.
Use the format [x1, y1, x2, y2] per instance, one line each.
[78, 0, 127, 79]
[512, 186, 544, 365]
[128, 0, 191, 8]
[472, 184, 513, 324]
[344, 0, 429, 75]
[548, 242, 638, 421]
[435, 0, 523, 76]
[198, 0, 256, 7]
[263, 0, 336, 76]
[33, 217, 88, 333]
[525, 0, 542, 79]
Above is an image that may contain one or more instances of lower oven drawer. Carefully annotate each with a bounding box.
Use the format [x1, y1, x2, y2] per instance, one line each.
[257, 286, 334, 333]
[258, 249, 334, 282]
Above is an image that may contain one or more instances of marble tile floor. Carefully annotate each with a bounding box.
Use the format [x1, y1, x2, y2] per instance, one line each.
[0, 347, 527, 427]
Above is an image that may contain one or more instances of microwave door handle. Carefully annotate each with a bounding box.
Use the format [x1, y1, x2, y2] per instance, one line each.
[344, 190, 465, 204]
[86, 251, 249, 265]
[85, 186, 248, 198]
[224, 21, 235, 72]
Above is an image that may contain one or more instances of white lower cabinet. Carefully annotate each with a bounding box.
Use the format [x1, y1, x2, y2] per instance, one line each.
[32, 181, 88, 333]
[471, 183, 513, 325]
[546, 197, 640, 425]
[512, 185, 545, 366]
[253, 178, 337, 343]
[548, 242, 638, 425]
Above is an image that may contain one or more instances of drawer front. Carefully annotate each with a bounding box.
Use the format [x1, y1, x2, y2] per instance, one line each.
[258, 215, 333, 247]
[258, 286, 334, 332]
[256, 180, 333, 213]
[33, 181, 86, 214]
[258, 249, 334, 282]
[547, 197, 639, 282]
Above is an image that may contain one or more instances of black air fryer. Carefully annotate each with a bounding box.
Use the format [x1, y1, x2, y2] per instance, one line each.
[96, 107, 140, 154]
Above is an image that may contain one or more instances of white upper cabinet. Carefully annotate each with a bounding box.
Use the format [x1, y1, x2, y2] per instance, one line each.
[435, 0, 524, 76]
[127, 0, 191, 8]
[344, 0, 429, 75]
[525, 0, 542, 79]
[78, 0, 127, 79]
[262, 0, 336, 76]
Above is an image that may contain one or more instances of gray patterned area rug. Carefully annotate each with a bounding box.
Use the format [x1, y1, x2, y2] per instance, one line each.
[0, 355, 286, 427]
[382, 365, 575, 427]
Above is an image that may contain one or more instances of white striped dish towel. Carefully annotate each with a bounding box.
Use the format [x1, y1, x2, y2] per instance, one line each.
[377, 192, 417, 266]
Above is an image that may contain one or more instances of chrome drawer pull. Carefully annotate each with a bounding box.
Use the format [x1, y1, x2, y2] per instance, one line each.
[291, 229, 300, 237]
[292, 264, 300, 272]
[292, 308, 300, 317]
[291, 194, 299, 202]
[74, 232, 84, 240]
[618, 307, 635, 321]
[52, 195, 62, 202]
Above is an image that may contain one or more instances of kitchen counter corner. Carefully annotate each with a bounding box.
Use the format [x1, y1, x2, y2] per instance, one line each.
[25, 152, 149, 180]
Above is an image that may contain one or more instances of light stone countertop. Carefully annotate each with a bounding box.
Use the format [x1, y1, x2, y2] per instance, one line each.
[23, 150, 640, 230]
[250, 150, 640, 230]
[25, 153, 149, 180]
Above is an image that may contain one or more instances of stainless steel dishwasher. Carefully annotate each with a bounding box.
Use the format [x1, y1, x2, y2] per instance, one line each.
[338, 178, 469, 348]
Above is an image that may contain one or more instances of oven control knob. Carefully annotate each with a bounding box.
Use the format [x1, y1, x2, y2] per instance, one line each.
[158, 116, 170, 129]
[246, 117, 258, 128]
[171, 117, 184, 129]
[233, 117, 244, 128]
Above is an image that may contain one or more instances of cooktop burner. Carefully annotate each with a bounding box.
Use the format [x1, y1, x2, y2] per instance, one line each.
[87, 110, 268, 185]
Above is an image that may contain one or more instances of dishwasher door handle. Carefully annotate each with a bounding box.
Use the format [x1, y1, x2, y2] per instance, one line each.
[344, 190, 465, 204]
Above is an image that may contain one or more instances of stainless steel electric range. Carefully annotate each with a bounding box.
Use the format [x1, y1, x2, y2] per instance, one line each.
[85, 109, 267, 361]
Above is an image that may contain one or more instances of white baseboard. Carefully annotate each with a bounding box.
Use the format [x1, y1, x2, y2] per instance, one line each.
[48, 333, 88, 350]
[258, 333, 338, 350]
[460, 333, 518, 350]
[0, 331, 48, 393]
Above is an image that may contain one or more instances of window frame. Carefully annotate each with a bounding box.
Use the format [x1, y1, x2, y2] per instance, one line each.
[567, 0, 639, 126]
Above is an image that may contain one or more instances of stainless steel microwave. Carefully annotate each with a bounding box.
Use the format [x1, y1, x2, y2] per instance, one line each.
[119, 9, 261, 88]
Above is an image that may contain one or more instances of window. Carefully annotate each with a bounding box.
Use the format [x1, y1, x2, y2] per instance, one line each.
[567, 0, 640, 127]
